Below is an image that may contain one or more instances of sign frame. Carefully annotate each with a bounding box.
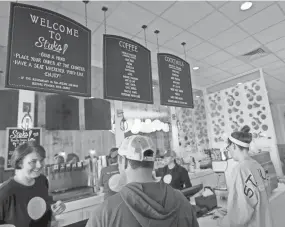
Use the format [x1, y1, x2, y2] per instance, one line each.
[103, 34, 153, 104]
[157, 53, 194, 108]
[5, 127, 42, 170]
[5, 2, 92, 97]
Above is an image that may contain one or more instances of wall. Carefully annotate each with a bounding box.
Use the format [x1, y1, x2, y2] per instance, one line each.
[0, 46, 116, 165]
[176, 93, 209, 160]
[271, 103, 285, 144]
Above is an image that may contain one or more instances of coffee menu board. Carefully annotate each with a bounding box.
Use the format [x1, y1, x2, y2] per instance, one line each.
[5, 127, 42, 170]
[6, 3, 91, 97]
[157, 53, 194, 108]
[103, 34, 153, 104]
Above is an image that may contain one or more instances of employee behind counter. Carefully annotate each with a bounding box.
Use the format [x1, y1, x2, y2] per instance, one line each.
[156, 150, 192, 190]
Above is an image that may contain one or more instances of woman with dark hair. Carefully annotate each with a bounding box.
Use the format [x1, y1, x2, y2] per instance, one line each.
[0, 141, 65, 227]
[216, 125, 273, 227]
[156, 150, 192, 190]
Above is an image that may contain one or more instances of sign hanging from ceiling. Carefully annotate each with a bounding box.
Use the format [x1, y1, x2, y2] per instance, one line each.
[6, 2, 91, 97]
[103, 34, 153, 104]
[157, 53, 194, 108]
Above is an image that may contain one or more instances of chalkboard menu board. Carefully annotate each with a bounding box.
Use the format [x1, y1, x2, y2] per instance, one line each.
[103, 34, 153, 104]
[157, 53, 194, 108]
[6, 2, 91, 97]
[5, 127, 42, 170]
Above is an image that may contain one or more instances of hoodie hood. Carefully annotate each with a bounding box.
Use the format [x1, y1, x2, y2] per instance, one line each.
[119, 181, 185, 227]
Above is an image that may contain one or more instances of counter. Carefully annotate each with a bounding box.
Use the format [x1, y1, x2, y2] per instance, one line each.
[197, 183, 285, 227]
[55, 194, 104, 227]
[56, 180, 285, 227]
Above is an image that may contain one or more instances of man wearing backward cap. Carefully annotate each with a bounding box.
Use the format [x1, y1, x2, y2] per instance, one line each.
[88, 135, 199, 227]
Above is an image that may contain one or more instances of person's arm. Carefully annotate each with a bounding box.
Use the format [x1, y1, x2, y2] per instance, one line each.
[219, 169, 258, 227]
[181, 167, 192, 188]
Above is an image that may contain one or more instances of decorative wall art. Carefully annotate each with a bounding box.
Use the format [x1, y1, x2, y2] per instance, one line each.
[176, 95, 209, 157]
[206, 78, 275, 150]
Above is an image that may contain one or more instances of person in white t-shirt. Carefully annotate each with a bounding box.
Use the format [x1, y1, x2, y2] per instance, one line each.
[216, 125, 273, 227]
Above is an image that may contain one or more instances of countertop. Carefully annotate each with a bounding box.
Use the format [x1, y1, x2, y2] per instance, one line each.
[197, 183, 285, 227]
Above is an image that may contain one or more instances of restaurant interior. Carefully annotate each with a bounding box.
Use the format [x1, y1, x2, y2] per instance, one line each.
[1, 1, 285, 227]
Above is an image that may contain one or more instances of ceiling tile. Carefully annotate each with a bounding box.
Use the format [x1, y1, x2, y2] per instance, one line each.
[265, 37, 285, 53]
[188, 59, 211, 71]
[198, 67, 224, 77]
[189, 11, 233, 40]
[225, 37, 261, 56]
[86, 1, 122, 23]
[265, 76, 285, 90]
[254, 20, 285, 44]
[107, 2, 156, 36]
[216, 58, 244, 71]
[132, 1, 174, 15]
[24, 1, 61, 12]
[207, 1, 228, 9]
[276, 49, 285, 59]
[0, 17, 8, 47]
[0, 1, 10, 18]
[203, 51, 233, 66]
[251, 54, 280, 67]
[219, 1, 273, 23]
[208, 73, 233, 82]
[272, 73, 285, 84]
[227, 64, 254, 75]
[238, 4, 284, 35]
[164, 31, 202, 54]
[142, 17, 183, 45]
[57, 8, 100, 31]
[267, 66, 285, 76]
[187, 42, 219, 60]
[161, 2, 214, 29]
[61, 1, 121, 23]
[263, 61, 285, 74]
[209, 26, 248, 49]
[192, 76, 215, 87]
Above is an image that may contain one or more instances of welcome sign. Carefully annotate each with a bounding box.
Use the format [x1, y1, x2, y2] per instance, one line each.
[6, 2, 91, 97]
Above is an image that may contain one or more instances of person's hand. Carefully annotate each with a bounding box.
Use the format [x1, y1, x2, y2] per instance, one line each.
[51, 201, 66, 216]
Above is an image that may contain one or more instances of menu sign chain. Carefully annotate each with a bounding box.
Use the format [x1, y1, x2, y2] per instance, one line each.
[6, 3, 91, 97]
[158, 53, 194, 108]
[103, 35, 153, 104]
[5, 128, 41, 170]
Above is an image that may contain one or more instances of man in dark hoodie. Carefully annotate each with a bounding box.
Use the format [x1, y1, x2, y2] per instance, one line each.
[87, 135, 199, 227]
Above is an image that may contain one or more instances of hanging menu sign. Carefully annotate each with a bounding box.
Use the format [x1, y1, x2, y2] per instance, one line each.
[157, 53, 194, 108]
[5, 127, 42, 170]
[103, 34, 153, 104]
[6, 2, 91, 97]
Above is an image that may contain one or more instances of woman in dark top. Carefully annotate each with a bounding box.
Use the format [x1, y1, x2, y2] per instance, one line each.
[0, 141, 66, 227]
[156, 150, 192, 190]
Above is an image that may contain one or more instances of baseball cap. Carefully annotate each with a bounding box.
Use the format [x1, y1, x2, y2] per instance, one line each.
[109, 148, 118, 158]
[118, 135, 156, 162]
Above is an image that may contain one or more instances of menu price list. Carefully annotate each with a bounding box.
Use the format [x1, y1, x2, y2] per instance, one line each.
[6, 3, 91, 97]
[157, 53, 194, 108]
[103, 34, 153, 104]
[6, 128, 41, 170]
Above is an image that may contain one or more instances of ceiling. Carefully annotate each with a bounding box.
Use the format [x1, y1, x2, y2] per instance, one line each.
[1, 1, 285, 104]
